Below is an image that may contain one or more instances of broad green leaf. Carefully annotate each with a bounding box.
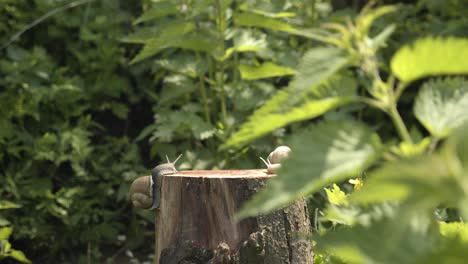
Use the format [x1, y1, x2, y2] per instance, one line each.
[235, 120, 381, 219]
[0, 226, 13, 240]
[351, 122, 468, 207]
[223, 48, 351, 148]
[158, 75, 197, 105]
[418, 237, 468, 264]
[121, 27, 162, 43]
[9, 250, 32, 264]
[133, 2, 178, 24]
[129, 22, 199, 63]
[350, 154, 462, 205]
[238, 62, 296, 80]
[439, 222, 468, 242]
[0, 201, 21, 210]
[235, 12, 298, 33]
[414, 78, 468, 138]
[315, 217, 439, 264]
[391, 37, 468, 82]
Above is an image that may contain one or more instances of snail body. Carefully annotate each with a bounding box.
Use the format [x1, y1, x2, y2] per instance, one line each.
[150, 154, 182, 210]
[129, 154, 182, 210]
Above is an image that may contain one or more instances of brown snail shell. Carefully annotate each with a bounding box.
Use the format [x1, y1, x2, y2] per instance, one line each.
[129, 176, 153, 209]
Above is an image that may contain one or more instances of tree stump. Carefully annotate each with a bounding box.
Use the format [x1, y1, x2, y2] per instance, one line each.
[138, 169, 313, 264]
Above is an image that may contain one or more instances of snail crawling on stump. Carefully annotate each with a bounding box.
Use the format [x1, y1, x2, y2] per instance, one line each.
[260, 146, 291, 174]
[129, 154, 182, 209]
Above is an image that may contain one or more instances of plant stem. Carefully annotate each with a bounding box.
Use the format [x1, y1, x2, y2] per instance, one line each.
[199, 76, 211, 124]
[395, 81, 409, 101]
[216, 0, 228, 126]
[388, 104, 413, 144]
[196, 53, 211, 124]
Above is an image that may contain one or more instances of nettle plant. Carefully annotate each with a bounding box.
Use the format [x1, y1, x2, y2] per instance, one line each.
[221, 4, 468, 264]
[126, 0, 330, 168]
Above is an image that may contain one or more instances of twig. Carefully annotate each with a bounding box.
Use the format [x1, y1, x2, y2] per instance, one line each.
[0, 0, 98, 51]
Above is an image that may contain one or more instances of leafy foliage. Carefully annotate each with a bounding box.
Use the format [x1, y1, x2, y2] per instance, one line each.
[223, 48, 351, 148]
[1, 0, 468, 263]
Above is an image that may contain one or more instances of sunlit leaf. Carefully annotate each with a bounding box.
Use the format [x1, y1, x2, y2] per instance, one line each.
[414, 77, 468, 138]
[235, 119, 381, 219]
[221, 30, 267, 60]
[356, 5, 397, 36]
[239, 62, 296, 80]
[0, 201, 21, 210]
[0, 226, 13, 240]
[439, 222, 468, 242]
[391, 37, 468, 82]
[223, 48, 351, 148]
[9, 250, 32, 264]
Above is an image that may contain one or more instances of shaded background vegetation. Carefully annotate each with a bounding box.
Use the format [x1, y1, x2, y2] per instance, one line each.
[0, 0, 467, 263]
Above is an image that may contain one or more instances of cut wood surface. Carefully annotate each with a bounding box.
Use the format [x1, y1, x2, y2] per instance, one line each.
[151, 169, 313, 264]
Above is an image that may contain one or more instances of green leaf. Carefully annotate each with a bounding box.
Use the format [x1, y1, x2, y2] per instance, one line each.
[221, 30, 267, 61]
[350, 154, 460, 206]
[159, 75, 197, 105]
[238, 62, 296, 80]
[150, 111, 215, 142]
[129, 22, 198, 63]
[235, 119, 381, 219]
[9, 250, 32, 264]
[133, 2, 178, 24]
[391, 37, 468, 82]
[223, 48, 351, 148]
[156, 53, 208, 78]
[235, 12, 298, 33]
[0, 201, 21, 210]
[0, 227, 13, 240]
[439, 222, 468, 242]
[315, 217, 439, 264]
[414, 77, 468, 138]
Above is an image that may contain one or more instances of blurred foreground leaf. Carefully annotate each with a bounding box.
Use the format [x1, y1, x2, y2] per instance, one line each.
[235, 119, 381, 219]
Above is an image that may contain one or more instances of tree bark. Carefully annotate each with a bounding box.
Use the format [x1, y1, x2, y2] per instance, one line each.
[152, 169, 313, 264]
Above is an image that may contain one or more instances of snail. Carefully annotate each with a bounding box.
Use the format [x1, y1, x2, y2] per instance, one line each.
[150, 154, 182, 210]
[260, 146, 291, 174]
[129, 154, 182, 209]
[129, 176, 153, 209]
